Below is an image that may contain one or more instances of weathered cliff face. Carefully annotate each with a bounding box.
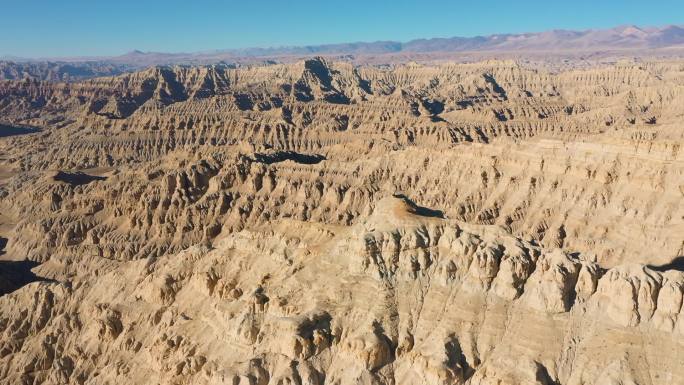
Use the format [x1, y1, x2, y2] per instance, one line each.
[0, 58, 682, 384]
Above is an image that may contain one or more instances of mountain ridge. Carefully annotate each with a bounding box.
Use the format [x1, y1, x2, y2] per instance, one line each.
[4, 24, 684, 65]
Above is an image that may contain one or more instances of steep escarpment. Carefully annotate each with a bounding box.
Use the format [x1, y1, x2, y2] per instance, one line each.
[0, 59, 682, 385]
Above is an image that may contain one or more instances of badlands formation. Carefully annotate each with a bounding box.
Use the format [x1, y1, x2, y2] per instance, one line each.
[0, 57, 682, 385]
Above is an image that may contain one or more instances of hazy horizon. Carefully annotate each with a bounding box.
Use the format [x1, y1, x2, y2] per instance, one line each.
[4, 23, 684, 61]
[3, 0, 683, 58]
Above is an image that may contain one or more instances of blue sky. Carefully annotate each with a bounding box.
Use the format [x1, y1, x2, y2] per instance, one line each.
[3, 0, 683, 58]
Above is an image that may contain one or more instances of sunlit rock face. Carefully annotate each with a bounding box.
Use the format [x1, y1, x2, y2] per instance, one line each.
[0, 58, 683, 385]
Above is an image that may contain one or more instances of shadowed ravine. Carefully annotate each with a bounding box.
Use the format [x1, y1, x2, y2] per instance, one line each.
[0, 124, 40, 137]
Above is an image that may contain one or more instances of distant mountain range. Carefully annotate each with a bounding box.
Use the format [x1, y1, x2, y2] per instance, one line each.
[2, 24, 684, 80]
[107, 24, 684, 63]
[209, 24, 684, 55]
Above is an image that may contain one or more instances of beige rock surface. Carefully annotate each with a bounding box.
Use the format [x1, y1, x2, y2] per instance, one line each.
[0, 58, 682, 384]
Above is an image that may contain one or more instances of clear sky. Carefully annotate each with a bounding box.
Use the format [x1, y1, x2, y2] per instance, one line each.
[3, 0, 683, 58]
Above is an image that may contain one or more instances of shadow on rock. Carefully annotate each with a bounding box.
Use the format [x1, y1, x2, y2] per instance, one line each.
[647, 256, 684, 272]
[253, 151, 326, 165]
[0, 259, 54, 296]
[392, 193, 445, 218]
[0, 237, 54, 296]
[53, 171, 107, 186]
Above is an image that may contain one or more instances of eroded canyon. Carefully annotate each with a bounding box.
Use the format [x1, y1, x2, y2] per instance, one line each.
[0, 57, 683, 385]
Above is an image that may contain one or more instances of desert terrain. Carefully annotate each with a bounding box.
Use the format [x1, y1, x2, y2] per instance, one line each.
[0, 53, 683, 384]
